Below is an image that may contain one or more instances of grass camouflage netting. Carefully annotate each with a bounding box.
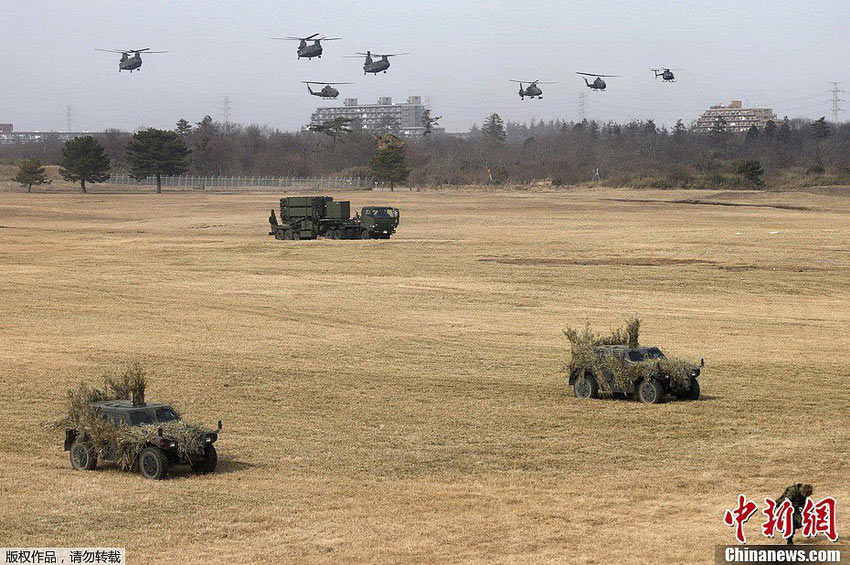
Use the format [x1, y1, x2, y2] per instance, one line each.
[562, 317, 694, 393]
[57, 362, 211, 470]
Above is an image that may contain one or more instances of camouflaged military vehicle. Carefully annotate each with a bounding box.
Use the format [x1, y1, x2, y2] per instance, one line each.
[563, 318, 704, 405]
[269, 196, 400, 240]
[65, 399, 221, 480]
[568, 345, 703, 404]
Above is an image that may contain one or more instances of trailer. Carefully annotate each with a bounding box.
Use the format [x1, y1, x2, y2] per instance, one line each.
[269, 196, 400, 240]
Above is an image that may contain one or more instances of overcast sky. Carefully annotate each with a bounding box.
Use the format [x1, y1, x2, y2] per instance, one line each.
[1, 0, 848, 133]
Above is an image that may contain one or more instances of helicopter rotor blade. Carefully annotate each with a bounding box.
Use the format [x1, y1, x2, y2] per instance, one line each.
[576, 72, 620, 77]
[95, 49, 129, 53]
[317, 37, 342, 41]
[274, 33, 320, 40]
[374, 53, 409, 57]
[302, 81, 352, 85]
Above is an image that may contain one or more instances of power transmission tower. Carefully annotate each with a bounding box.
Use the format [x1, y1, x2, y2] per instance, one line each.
[829, 82, 844, 122]
[577, 92, 587, 121]
[220, 96, 232, 124]
[64, 106, 74, 132]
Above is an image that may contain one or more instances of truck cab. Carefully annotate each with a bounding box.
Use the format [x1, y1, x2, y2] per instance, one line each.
[359, 206, 400, 239]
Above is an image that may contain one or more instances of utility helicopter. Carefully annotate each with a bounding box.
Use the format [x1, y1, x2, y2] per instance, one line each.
[510, 79, 555, 100]
[345, 51, 408, 74]
[576, 72, 620, 91]
[95, 48, 168, 72]
[272, 34, 341, 59]
[302, 81, 352, 99]
[652, 68, 679, 82]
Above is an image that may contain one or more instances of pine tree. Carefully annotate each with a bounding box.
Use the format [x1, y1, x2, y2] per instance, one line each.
[734, 159, 765, 187]
[777, 116, 792, 143]
[175, 119, 192, 136]
[369, 140, 410, 190]
[13, 159, 46, 192]
[126, 128, 190, 194]
[672, 119, 687, 140]
[745, 125, 760, 143]
[59, 136, 111, 193]
[811, 117, 832, 139]
[482, 113, 506, 142]
[421, 109, 441, 139]
[421, 109, 433, 139]
[710, 116, 730, 144]
[763, 119, 777, 138]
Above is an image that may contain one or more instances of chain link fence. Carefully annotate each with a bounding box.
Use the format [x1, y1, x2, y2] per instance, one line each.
[107, 175, 380, 190]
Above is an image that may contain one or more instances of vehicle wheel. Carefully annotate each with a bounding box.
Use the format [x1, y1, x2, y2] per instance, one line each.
[285, 229, 295, 240]
[191, 444, 218, 474]
[70, 440, 97, 471]
[139, 447, 168, 480]
[573, 374, 599, 399]
[638, 379, 664, 404]
[274, 229, 286, 241]
[360, 229, 370, 239]
[687, 379, 700, 400]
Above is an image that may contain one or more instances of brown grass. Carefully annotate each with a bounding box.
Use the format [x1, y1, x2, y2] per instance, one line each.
[0, 187, 848, 563]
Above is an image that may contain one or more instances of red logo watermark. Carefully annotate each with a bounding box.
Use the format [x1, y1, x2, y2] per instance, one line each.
[723, 494, 838, 544]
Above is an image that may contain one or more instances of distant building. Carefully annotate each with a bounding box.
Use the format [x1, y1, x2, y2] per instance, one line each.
[310, 96, 445, 138]
[0, 124, 12, 133]
[0, 131, 101, 145]
[694, 100, 777, 134]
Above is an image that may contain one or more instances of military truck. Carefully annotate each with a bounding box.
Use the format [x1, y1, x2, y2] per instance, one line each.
[64, 399, 221, 480]
[269, 195, 400, 240]
[568, 345, 703, 404]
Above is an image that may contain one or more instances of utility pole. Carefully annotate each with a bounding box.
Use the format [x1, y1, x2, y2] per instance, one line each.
[220, 96, 232, 124]
[577, 92, 587, 121]
[829, 82, 844, 122]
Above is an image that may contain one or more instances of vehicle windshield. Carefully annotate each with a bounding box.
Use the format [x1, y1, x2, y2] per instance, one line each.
[154, 407, 180, 423]
[128, 411, 154, 426]
[628, 348, 665, 362]
[365, 207, 395, 218]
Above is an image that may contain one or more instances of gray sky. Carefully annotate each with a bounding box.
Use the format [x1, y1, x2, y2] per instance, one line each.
[2, 0, 848, 133]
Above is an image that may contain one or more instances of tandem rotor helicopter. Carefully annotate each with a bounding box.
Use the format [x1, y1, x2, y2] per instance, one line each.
[302, 81, 352, 99]
[272, 33, 341, 59]
[576, 72, 620, 91]
[510, 80, 556, 100]
[345, 51, 408, 74]
[95, 48, 168, 72]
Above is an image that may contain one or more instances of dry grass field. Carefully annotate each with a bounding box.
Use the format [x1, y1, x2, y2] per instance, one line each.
[1, 187, 848, 564]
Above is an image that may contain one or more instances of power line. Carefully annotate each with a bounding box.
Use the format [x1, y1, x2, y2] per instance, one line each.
[829, 82, 845, 122]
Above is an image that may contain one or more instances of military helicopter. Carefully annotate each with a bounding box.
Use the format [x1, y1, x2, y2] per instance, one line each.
[510, 79, 555, 100]
[652, 68, 678, 82]
[272, 34, 341, 59]
[95, 48, 168, 72]
[345, 51, 408, 74]
[576, 72, 620, 91]
[302, 81, 352, 99]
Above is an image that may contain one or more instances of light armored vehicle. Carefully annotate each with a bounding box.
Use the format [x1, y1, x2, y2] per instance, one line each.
[64, 400, 221, 480]
[269, 196, 400, 240]
[568, 345, 703, 404]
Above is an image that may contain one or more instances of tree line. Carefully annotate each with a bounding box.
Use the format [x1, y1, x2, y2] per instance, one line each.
[5, 113, 850, 191]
